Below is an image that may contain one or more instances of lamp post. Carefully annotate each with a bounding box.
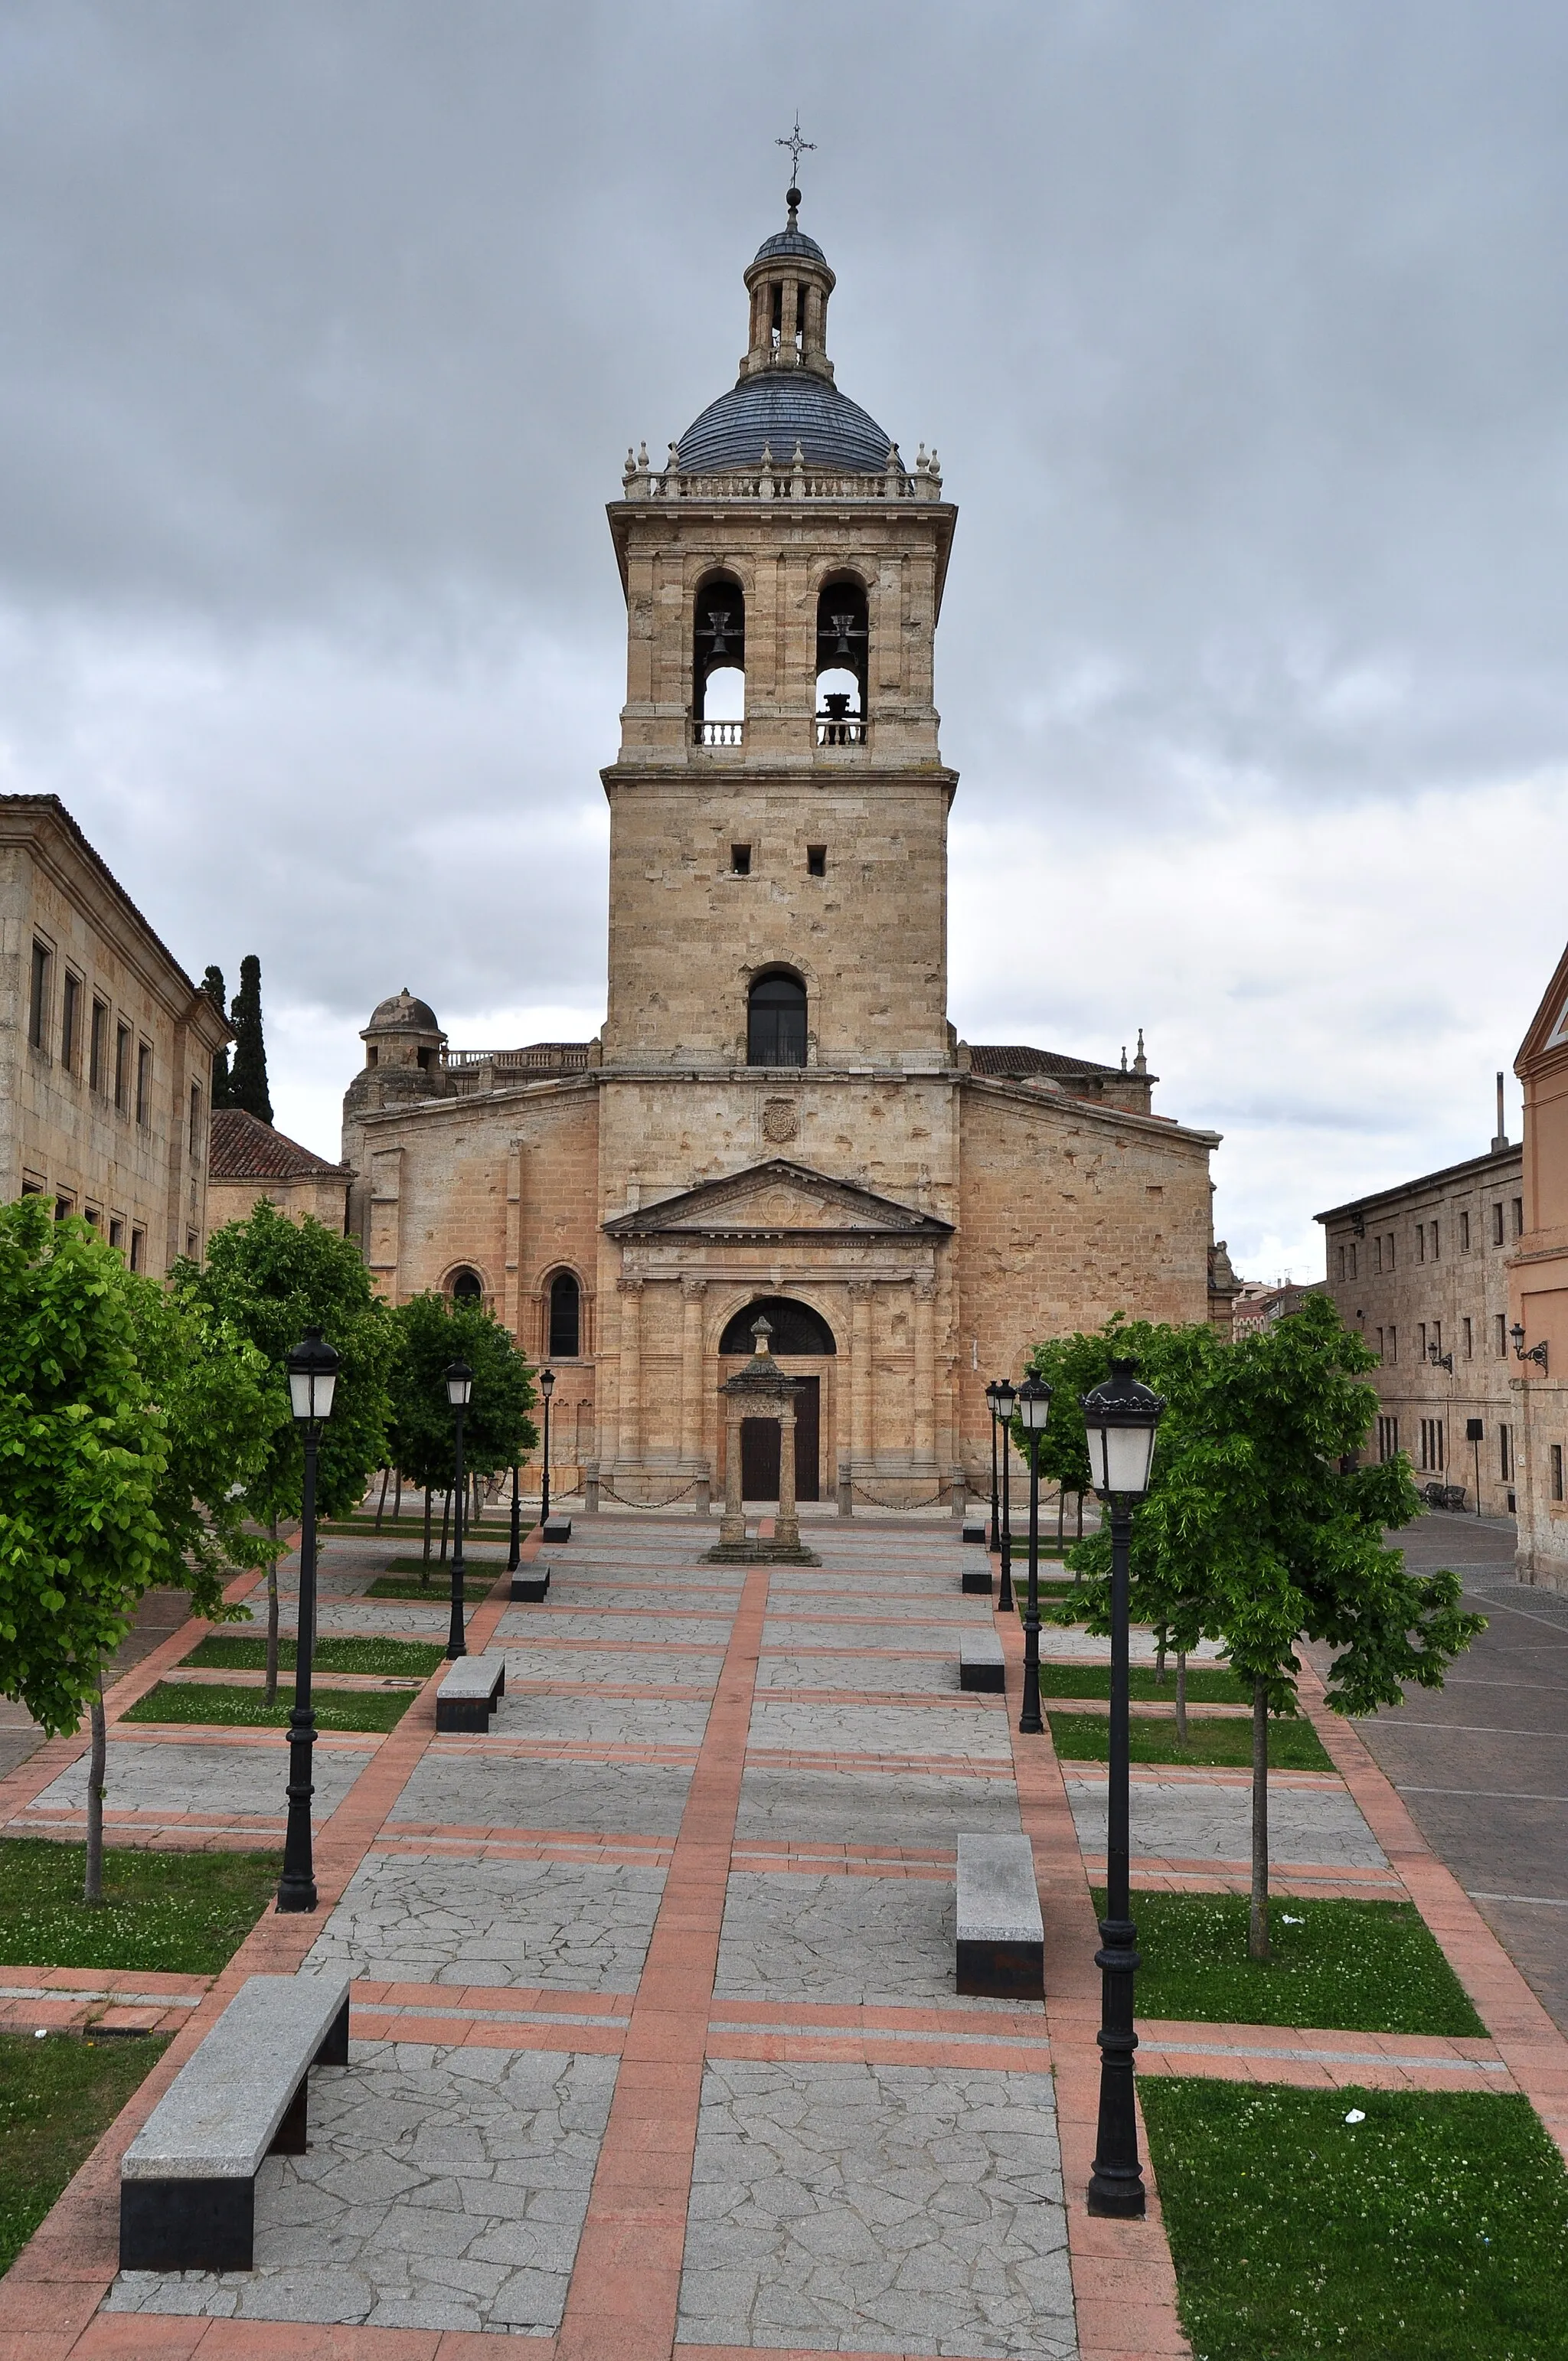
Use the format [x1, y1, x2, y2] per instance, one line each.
[507, 1455, 522, 1572]
[444, 1358, 474, 1661]
[985, 1380, 1003, 1553]
[1015, 1374, 1054, 1735]
[995, 1378, 1016, 1613]
[276, 1326, 340, 1914]
[538, 1367, 556, 1529]
[1080, 1356, 1165, 2219]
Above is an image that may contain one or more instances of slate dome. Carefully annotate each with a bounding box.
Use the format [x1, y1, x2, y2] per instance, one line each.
[678, 374, 897, 477]
[752, 224, 828, 267]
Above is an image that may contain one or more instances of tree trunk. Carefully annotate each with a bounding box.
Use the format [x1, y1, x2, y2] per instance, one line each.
[374, 1467, 390, 1531]
[265, 1511, 280, 1705]
[439, 1489, 451, 1564]
[422, 1487, 433, 1579]
[394, 1469, 403, 1526]
[1249, 1677, 1270, 1960]
[83, 1667, 107, 1905]
[1076, 1491, 1083, 1540]
[1175, 1650, 1188, 1744]
[1057, 1484, 1065, 1549]
[1154, 1633, 1168, 1687]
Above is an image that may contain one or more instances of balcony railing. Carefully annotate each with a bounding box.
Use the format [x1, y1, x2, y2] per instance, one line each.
[621, 442, 946, 505]
[694, 719, 744, 747]
[815, 714, 867, 747]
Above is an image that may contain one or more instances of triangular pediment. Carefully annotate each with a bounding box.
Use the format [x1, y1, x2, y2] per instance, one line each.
[1517, 938, 1568, 1072]
[603, 1158, 952, 1240]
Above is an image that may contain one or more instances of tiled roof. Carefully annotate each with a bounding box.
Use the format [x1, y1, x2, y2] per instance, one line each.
[969, 1045, 1128, 1082]
[208, 1106, 348, 1182]
[678, 373, 898, 476]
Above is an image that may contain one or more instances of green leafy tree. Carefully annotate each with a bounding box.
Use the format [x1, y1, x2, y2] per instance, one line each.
[201, 966, 232, 1108]
[387, 1295, 537, 1575]
[178, 1202, 394, 1694]
[1038, 1299, 1485, 1958]
[227, 952, 272, 1124]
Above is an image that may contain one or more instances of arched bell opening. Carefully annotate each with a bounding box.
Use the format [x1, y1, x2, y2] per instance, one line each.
[747, 969, 807, 1068]
[694, 575, 746, 742]
[815, 578, 868, 745]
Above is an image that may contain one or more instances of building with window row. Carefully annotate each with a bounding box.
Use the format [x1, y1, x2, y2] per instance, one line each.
[1510, 941, 1568, 1592]
[2, 794, 229, 1275]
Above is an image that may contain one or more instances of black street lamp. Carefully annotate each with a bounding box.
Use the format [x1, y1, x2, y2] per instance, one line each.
[985, 1379, 1003, 1551]
[276, 1326, 340, 1915]
[1015, 1373, 1054, 1734]
[538, 1367, 556, 1529]
[507, 1454, 522, 1572]
[1080, 1355, 1165, 2219]
[995, 1378, 1016, 1614]
[444, 1358, 474, 1661]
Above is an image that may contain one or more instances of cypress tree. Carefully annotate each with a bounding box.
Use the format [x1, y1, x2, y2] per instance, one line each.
[229, 954, 273, 1124]
[201, 966, 233, 1107]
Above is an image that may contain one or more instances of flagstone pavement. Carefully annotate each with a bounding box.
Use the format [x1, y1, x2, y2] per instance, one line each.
[0, 1508, 1566, 2361]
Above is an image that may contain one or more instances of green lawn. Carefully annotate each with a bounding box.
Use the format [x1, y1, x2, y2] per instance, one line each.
[181, 1634, 444, 1678]
[1141, 2079, 1568, 2359]
[1099, 1892, 1485, 2034]
[0, 1840, 279, 1974]
[1048, 1709, 1331, 1771]
[1040, 1664, 1252, 1705]
[0, 2030, 169, 2276]
[122, 1682, 415, 1733]
[370, 1573, 498, 1601]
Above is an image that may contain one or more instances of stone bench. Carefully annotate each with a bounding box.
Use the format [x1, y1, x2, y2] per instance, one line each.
[956, 1834, 1044, 1999]
[120, 1970, 350, 2271]
[961, 1555, 994, 1595]
[959, 1632, 1005, 1693]
[541, 1514, 573, 1544]
[962, 1521, 987, 1546]
[435, 1652, 505, 1732]
[511, 1558, 552, 1604]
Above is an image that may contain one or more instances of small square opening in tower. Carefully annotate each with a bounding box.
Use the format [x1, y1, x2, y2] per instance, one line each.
[730, 844, 752, 876]
[807, 844, 827, 877]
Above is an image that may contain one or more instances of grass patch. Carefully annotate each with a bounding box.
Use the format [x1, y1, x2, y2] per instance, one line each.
[1095, 1892, 1484, 2034]
[1048, 1709, 1331, 1771]
[1141, 2078, 1568, 2359]
[181, 1635, 444, 1678]
[0, 2030, 169, 2275]
[0, 1839, 279, 1973]
[369, 1573, 498, 1601]
[1040, 1664, 1251, 1705]
[122, 1682, 414, 1733]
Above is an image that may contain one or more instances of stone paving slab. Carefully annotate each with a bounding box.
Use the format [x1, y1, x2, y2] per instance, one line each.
[500, 1648, 724, 1690]
[716, 1873, 1025, 2013]
[676, 2058, 1073, 2357]
[106, 2039, 615, 2333]
[23, 1737, 374, 1824]
[304, 1852, 668, 1990]
[492, 1692, 713, 1748]
[756, 1656, 962, 1696]
[761, 1619, 982, 1654]
[1066, 1774, 1389, 1868]
[749, 1701, 1012, 1761]
[500, 1612, 736, 1646]
[388, 1752, 694, 1837]
[737, 1768, 1020, 1850]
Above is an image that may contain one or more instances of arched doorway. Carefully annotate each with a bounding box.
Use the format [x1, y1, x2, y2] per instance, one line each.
[719, 1296, 836, 1502]
[449, 1267, 483, 1305]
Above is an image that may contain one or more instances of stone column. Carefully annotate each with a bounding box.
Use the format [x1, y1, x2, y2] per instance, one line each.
[680, 1278, 707, 1468]
[719, 1408, 746, 1548]
[849, 1282, 875, 1472]
[914, 1279, 936, 1469]
[776, 1393, 800, 1553]
[616, 1276, 643, 1471]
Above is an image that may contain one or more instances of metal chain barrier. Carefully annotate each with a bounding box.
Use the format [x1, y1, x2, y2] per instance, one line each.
[849, 1483, 952, 1511]
[598, 1477, 707, 1509]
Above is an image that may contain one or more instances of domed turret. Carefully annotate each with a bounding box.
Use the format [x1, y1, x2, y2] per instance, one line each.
[359, 988, 445, 1076]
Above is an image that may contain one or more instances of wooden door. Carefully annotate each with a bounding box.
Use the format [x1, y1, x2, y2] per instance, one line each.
[792, 1375, 821, 1502]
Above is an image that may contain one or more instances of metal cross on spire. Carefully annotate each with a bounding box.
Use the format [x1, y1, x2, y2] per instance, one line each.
[776, 113, 815, 200]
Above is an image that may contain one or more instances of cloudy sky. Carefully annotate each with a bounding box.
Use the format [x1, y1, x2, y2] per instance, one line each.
[4, 0, 1566, 1281]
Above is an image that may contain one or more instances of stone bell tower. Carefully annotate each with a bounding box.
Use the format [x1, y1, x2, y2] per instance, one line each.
[601, 181, 958, 1075]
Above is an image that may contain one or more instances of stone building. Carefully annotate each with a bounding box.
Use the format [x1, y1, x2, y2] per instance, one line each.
[1317, 1108, 1525, 1517]
[207, 1105, 353, 1238]
[1508, 944, 1568, 1592]
[2, 794, 228, 1275]
[341, 191, 1223, 1506]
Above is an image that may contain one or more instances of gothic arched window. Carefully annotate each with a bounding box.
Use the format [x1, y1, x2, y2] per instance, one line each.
[748, 970, 807, 1068]
[450, 1268, 482, 1304]
[694, 575, 746, 736]
[548, 1269, 581, 1360]
[816, 577, 868, 743]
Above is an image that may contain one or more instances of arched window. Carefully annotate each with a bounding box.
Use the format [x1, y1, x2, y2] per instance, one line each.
[694, 576, 746, 740]
[548, 1269, 581, 1360]
[748, 971, 807, 1068]
[450, 1268, 482, 1304]
[720, 1296, 837, 1355]
[816, 578, 868, 744]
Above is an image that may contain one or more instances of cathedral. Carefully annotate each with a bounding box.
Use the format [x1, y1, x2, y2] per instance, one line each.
[341, 185, 1225, 1508]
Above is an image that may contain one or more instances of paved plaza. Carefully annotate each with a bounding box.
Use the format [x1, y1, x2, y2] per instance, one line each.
[0, 1507, 1563, 2361]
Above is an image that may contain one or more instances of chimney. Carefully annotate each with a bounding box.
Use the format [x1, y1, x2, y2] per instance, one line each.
[1491, 1069, 1509, 1155]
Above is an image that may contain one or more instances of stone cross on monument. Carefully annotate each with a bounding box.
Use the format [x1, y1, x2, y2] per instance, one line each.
[706, 1316, 820, 1565]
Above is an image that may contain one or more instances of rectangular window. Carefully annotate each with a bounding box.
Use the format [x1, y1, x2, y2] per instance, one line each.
[1493, 1202, 1505, 1246]
[1387, 1233, 1396, 1270]
[1501, 1424, 1514, 1482]
[1375, 1327, 1385, 1360]
[1388, 1324, 1397, 1363]
[89, 998, 108, 1092]
[129, 1226, 145, 1272]
[1338, 1245, 1346, 1281]
[1463, 1317, 1473, 1359]
[730, 843, 751, 876]
[1419, 1418, 1446, 1473]
[185, 1230, 198, 1259]
[83, 1205, 100, 1229]
[806, 844, 827, 877]
[28, 940, 51, 1050]
[1418, 1321, 1427, 1361]
[109, 1217, 124, 1251]
[1416, 1225, 1426, 1264]
[1433, 1320, 1442, 1358]
[1350, 1243, 1357, 1278]
[1494, 1313, 1508, 1358]
[1377, 1415, 1400, 1464]
[136, 1041, 152, 1128]
[114, 1023, 131, 1112]
[54, 1195, 73, 1222]
[60, 972, 81, 1072]
[1460, 1210, 1471, 1250]
[1512, 1197, 1524, 1238]
[188, 1081, 203, 1158]
[1430, 1220, 1439, 1260]
[1373, 1236, 1383, 1274]
[1552, 1444, 1564, 1504]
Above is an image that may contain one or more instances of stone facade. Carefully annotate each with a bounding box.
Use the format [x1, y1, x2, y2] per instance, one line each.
[1, 795, 228, 1275]
[1318, 1141, 1525, 1517]
[341, 198, 1221, 1507]
[1509, 943, 1568, 1592]
[206, 1105, 353, 1237]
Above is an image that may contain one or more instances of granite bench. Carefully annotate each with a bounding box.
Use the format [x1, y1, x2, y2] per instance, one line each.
[435, 1652, 505, 1732]
[959, 1631, 1005, 1693]
[961, 1555, 994, 1595]
[511, 1557, 552, 1604]
[962, 1521, 987, 1546]
[119, 1969, 351, 2271]
[542, 1514, 573, 1544]
[956, 1833, 1044, 1998]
